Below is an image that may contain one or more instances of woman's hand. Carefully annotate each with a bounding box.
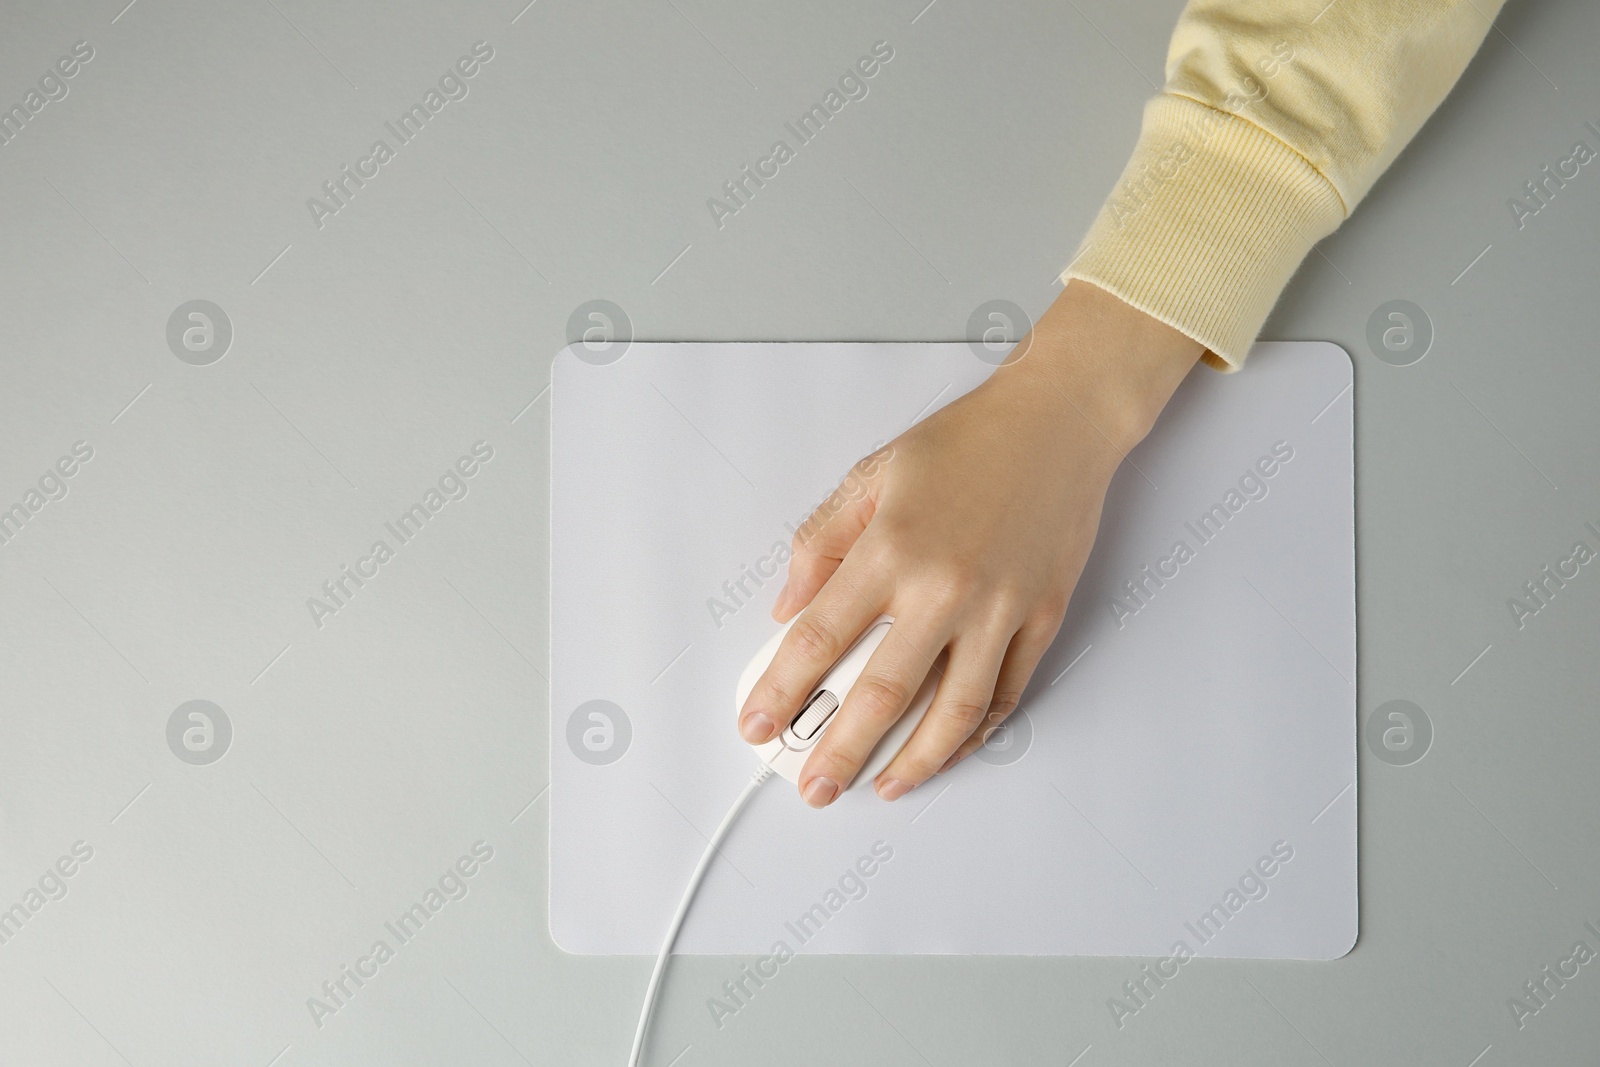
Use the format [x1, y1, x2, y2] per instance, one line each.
[736, 281, 1203, 807]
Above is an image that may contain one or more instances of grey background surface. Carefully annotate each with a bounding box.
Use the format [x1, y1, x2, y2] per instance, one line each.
[0, 1, 1595, 1066]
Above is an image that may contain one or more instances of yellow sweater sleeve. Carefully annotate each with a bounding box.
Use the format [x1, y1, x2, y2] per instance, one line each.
[1064, 0, 1504, 370]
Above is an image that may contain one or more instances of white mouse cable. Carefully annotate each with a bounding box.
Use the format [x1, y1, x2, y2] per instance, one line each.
[627, 761, 775, 1067]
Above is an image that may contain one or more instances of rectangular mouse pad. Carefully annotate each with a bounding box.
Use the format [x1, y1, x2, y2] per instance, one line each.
[550, 341, 1355, 958]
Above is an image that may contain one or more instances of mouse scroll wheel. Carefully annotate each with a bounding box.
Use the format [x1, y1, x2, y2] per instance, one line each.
[790, 690, 840, 740]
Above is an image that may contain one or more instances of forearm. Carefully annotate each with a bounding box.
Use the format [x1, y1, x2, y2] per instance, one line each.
[990, 280, 1204, 460]
[1067, 0, 1503, 368]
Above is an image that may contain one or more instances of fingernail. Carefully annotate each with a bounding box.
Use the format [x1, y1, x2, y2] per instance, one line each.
[875, 778, 912, 802]
[739, 712, 775, 743]
[802, 777, 839, 808]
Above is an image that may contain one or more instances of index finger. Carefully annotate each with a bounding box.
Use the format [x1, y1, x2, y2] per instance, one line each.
[737, 562, 886, 745]
[797, 615, 948, 805]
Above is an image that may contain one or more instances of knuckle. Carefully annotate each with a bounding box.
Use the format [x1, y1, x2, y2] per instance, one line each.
[759, 674, 798, 710]
[892, 747, 945, 782]
[787, 614, 835, 663]
[823, 468, 870, 515]
[851, 445, 892, 481]
[790, 525, 818, 555]
[820, 742, 863, 773]
[1035, 591, 1071, 623]
[809, 739, 865, 782]
[986, 688, 1024, 719]
[891, 759, 941, 785]
[993, 586, 1039, 627]
[850, 675, 912, 723]
[938, 692, 991, 732]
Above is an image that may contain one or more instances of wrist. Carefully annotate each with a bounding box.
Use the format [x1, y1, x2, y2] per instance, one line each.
[996, 280, 1204, 455]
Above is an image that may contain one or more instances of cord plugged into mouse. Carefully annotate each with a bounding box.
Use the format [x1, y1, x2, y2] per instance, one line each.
[626, 761, 771, 1067]
[628, 615, 934, 1066]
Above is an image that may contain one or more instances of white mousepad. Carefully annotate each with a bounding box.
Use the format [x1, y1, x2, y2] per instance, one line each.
[550, 341, 1355, 958]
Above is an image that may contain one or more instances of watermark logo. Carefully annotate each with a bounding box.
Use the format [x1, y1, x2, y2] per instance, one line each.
[1365, 300, 1432, 367]
[1507, 920, 1600, 1030]
[306, 42, 495, 230]
[1507, 522, 1600, 630]
[973, 708, 1032, 766]
[307, 840, 495, 1029]
[0, 440, 94, 550]
[1506, 123, 1598, 232]
[166, 700, 232, 765]
[1111, 441, 1295, 630]
[567, 700, 631, 765]
[706, 540, 792, 630]
[166, 300, 233, 366]
[707, 840, 894, 1031]
[307, 441, 495, 630]
[0, 40, 95, 150]
[966, 299, 1031, 366]
[1364, 699, 1431, 767]
[566, 300, 632, 365]
[1107, 839, 1294, 1030]
[1100, 40, 1294, 233]
[706, 41, 895, 231]
[0, 840, 94, 950]
[706, 442, 893, 630]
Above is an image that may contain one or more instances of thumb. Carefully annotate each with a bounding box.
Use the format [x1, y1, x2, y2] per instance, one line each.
[773, 450, 888, 621]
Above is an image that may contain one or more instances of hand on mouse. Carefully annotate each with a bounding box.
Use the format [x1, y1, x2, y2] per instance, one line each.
[737, 281, 1203, 807]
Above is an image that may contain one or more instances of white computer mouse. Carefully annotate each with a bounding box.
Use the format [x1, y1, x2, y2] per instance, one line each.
[736, 614, 940, 789]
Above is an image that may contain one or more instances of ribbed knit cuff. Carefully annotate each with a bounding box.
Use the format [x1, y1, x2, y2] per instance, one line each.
[1064, 94, 1347, 371]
